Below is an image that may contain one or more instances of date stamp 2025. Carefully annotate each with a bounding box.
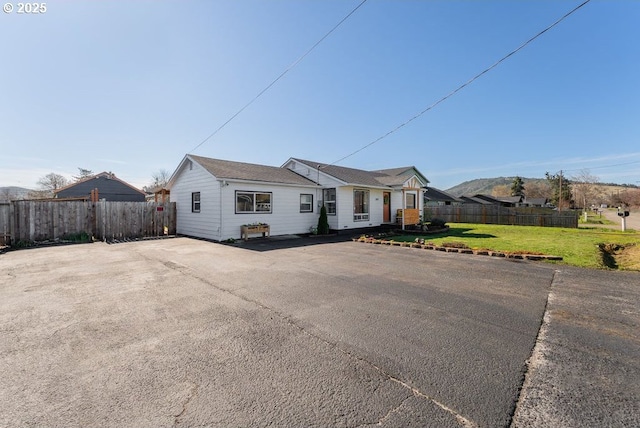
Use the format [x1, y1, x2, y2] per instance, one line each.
[3, 2, 47, 14]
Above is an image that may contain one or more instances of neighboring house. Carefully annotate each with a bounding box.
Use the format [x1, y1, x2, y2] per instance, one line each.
[458, 195, 494, 205]
[168, 154, 429, 241]
[465, 194, 523, 207]
[54, 172, 146, 202]
[423, 187, 462, 206]
[522, 197, 548, 207]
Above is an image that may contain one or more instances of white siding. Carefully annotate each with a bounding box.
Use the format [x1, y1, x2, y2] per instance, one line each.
[171, 160, 221, 240]
[390, 190, 403, 223]
[334, 187, 386, 230]
[221, 182, 319, 240]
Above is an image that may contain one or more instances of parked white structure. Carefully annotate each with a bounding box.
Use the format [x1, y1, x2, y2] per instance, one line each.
[168, 154, 429, 241]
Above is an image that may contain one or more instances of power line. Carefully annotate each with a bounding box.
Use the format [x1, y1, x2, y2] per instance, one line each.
[328, 0, 591, 167]
[190, 0, 369, 153]
[563, 159, 640, 173]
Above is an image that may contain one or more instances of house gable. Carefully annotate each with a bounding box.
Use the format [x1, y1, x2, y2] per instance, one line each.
[54, 172, 145, 202]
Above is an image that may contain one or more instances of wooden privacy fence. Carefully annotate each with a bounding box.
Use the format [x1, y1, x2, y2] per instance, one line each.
[0, 200, 176, 245]
[424, 205, 579, 228]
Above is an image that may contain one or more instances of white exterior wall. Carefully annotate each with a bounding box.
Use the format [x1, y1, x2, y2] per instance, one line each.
[285, 161, 344, 231]
[171, 160, 221, 240]
[333, 186, 386, 230]
[220, 181, 319, 240]
[390, 190, 403, 223]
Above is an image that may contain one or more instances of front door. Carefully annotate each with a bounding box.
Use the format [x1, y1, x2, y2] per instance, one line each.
[383, 192, 391, 222]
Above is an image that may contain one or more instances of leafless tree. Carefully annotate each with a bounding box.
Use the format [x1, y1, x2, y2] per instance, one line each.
[144, 169, 171, 193]
[523, 181, 551, 200]
[571, 169, 599, 210]
[28, 173, 69, 199]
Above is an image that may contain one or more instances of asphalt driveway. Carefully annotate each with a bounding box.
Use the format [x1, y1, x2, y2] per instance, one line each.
[1, 237, 638, 427]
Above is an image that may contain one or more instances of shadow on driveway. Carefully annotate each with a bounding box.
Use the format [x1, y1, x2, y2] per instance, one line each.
[225, 233, 358, 252]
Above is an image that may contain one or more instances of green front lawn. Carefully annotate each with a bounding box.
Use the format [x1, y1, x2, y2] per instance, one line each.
[391, 223, 640, 269]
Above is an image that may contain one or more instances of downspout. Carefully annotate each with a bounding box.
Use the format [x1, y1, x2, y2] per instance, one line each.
[402, 188, 405, 231]
[219, 180, 224, 241]
[317, 164, 321, 225]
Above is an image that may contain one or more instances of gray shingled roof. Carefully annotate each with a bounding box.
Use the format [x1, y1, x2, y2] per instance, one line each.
[292, 159, 389, 187]
[373, 166, 430, 186]
[190, 155, 316, 186]
[292, 158, 428, 188]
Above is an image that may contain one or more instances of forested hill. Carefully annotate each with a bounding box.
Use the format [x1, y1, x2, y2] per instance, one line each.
[445, 177, 542, 197]
[445, 178, 639, 204]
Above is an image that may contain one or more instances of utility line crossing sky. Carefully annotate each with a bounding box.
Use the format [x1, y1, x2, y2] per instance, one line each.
[1, 0, 638, 190]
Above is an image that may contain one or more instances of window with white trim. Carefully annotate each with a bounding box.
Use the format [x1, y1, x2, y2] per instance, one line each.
[405, 193, 416, 209]
[300, 194, 313, 213]
[353, 189, 369, 221]
[235, 191, 272, 213]
[192, 192, 201, 212]
[323, 188, 336, 215]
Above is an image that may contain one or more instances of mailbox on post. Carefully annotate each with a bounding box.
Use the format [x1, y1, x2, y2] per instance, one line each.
[617, 207, 630, 217]
[617, 207, 630, 231]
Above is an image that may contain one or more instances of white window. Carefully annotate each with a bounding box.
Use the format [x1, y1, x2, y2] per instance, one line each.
[236, 191, 272, 214]
[300, 194, 313, 213]
[354, 189, 369, 221]
[323, 188, 336, 215]
[192, 192, 201, 213]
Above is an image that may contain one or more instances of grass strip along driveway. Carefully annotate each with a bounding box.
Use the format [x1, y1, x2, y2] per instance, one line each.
[391, 223, 640, 270]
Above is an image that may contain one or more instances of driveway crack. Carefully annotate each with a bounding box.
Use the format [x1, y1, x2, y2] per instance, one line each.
[173, 381, 199, 426]
[508, 269, 558, 426]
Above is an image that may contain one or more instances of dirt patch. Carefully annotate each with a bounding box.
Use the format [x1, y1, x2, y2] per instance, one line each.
[598, 243, 640, 271]
[615, 243, 640, 271]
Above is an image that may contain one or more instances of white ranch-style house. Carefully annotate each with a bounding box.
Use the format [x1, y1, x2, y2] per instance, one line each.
[168, 154, 429, 241]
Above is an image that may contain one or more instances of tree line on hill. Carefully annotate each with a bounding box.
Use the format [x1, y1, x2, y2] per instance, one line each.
[447, 170, 640, 209]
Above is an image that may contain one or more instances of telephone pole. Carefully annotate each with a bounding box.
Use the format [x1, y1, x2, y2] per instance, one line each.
[558, 170, 563, 212]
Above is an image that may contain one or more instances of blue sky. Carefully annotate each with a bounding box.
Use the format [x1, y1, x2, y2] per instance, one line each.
[1, 0, 638, 191]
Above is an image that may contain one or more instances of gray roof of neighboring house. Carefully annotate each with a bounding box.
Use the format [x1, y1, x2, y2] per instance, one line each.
[54, 172, 145, 202]
[292, 158, 428, 188]
[190, 155, 316, 186]
[524, 197, 548, 206]
[469, 194, 523, 206]
[423, 187, 461, 203]
[459, 195, 493, 205]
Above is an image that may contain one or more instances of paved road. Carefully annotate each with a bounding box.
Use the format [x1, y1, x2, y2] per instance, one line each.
[599, 208, 640, 231]
[1, 238, 638, 427]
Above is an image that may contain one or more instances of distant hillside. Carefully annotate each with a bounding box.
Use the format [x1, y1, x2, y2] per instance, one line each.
[445, 177, 542, 197]
[445, 178, 638, 205]
[0, 186, 32, 201]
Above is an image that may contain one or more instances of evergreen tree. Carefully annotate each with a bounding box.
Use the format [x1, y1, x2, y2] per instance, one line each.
[545, 172, 573, 209]
[510, 176, 525, 197]
[317, 204, 330, 235]
[73, 168, 94, 182]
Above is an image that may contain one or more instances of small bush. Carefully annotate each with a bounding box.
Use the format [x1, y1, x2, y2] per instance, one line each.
[428, 218, 447, 228]
[61, 232, 91, 243]
[317, 205, 330, 235]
